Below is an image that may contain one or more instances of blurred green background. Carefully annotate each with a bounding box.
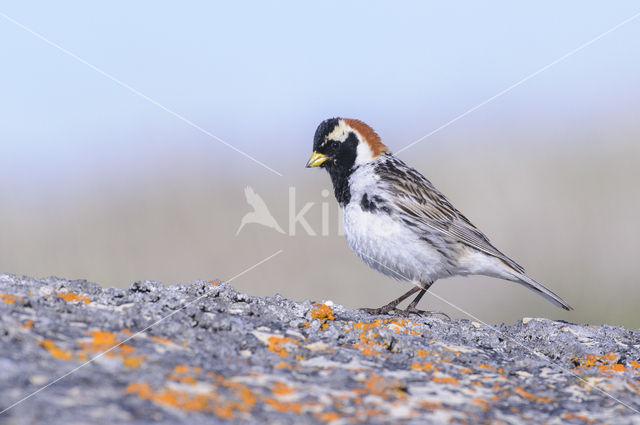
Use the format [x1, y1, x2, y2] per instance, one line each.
[1, 2, 639, 327]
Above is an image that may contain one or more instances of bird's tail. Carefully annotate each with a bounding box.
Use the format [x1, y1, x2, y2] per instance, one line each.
[508, 272, 573, 311]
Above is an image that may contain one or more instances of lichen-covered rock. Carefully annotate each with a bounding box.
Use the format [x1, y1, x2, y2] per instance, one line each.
[0, 274, 638, 424]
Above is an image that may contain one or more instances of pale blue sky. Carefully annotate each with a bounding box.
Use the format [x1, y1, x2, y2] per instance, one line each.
[2, 2, 640, 325]
[1, 1, 639, 183]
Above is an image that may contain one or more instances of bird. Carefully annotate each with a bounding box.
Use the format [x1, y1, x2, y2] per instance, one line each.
[236, 186, 286, 235]
[305, 118, 572, 314]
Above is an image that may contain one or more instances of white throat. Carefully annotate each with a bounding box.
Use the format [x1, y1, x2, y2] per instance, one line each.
[355, 139, 375, 165]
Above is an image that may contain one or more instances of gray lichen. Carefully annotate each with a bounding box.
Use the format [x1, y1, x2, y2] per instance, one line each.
[0, 274, 638, 424]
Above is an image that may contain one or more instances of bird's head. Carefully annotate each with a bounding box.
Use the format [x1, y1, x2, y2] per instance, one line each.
[305, 118, 388, 171]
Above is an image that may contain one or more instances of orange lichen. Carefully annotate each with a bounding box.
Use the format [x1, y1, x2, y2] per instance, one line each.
[0, 294, 16, 304]
[354, 408, 386, 418]
[364, 375, 388, 396]
[213, 405, 234, 420]
[168, 365, 203, 383]
[606, 364, 625, 372]
[359, 345, 375, 356]
[345, 318, 425, 353]
[472, 398, 490, 410]
[126, 382, 152, 397]
[174, 364, 190, 374]
[126, 373, 257, 419]
[263, 398, 304, 414]
[57, 292, 90, 304]
[411, 362, 434, 372]
[22, 320, 34, 329]
[416, 349, 429, 358]
[350, 342, 385, 357]
[515, 387, 551, 403]
[572, 353, 628, 376]
[419, 400, 442, 412]
[345, 319, 401, 357]
[563, 413, 598, 423]
[39, 327, 148, 370]
[74, 329, 145, 369]
[315, 412, 341, 422]
[354, 375, 408, 401]
[348, 319, 382, 332]
[180, 375, 197, 385]
[360, 330, 379, 344]
[268, 336, 300, 358]
[310, 303, 334, 321]
[123, 355, 145, 369]
[272, 381, 294, 395]
[40, 339, 72, 361]
[90, 330, 119, 347]
[151, 336, 172, 344]
[233, 383, 257, 407]
[432, 376, 459, 384]
[479, 364, 494, 370]
[119, 344, 136, 355]
[126, 383, 206, 412]
[310, 304, 335, 329]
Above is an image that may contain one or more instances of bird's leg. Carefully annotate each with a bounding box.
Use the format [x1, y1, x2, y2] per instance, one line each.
[404, 281, 451, 319]
[406, 287, 427, 311]
[360, 286, 421, 315]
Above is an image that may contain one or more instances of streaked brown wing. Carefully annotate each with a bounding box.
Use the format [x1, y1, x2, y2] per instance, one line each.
[376, 156, 525, 273]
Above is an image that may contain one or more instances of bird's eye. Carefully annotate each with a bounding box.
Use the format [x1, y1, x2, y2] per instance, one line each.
[331, 141, 340, 149]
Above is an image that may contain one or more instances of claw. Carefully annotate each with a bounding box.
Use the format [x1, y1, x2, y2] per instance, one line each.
[404, 307, 451, 320]
[359, 307, 449, 320]
[359, 307, 398, 315]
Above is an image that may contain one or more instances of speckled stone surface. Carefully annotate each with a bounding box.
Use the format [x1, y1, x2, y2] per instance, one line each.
[0, 274, 639, 424]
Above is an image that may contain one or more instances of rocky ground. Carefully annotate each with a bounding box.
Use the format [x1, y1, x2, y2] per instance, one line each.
[0, 274, 639, 424]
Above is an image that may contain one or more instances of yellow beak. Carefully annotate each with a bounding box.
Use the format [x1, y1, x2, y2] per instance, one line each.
[305, 151, 328, 168]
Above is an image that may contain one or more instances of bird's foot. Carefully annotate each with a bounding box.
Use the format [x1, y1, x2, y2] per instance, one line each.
[359, 306, 399, 315]
[360, 307, 450, 319]
[404, 307, 451, 320]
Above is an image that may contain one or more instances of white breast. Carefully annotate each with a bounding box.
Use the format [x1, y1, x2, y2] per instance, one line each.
[342, 165, 452, 285]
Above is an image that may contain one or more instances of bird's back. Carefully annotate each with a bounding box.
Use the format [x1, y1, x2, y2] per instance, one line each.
[371, 154, 525, 274]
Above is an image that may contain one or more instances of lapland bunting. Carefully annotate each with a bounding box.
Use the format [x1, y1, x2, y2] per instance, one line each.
[306, 118, 572, 314]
